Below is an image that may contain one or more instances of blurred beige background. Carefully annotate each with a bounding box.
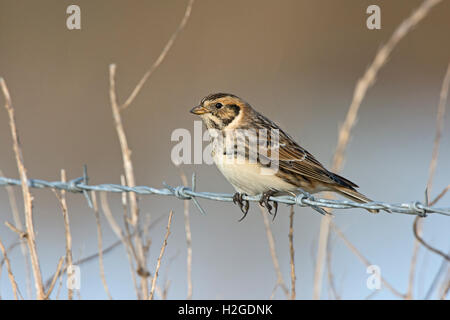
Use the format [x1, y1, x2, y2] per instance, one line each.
[0, 0, 449, 299]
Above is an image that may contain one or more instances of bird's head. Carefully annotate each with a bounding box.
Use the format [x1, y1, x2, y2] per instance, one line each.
[190, 93, 250, 130]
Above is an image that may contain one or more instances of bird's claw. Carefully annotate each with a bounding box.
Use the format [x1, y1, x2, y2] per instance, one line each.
[233, 193, 249, 222]
[259, 191, 278, 220]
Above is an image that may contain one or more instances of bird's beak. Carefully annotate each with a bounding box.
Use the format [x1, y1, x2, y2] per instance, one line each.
[190, 105, 209, 115]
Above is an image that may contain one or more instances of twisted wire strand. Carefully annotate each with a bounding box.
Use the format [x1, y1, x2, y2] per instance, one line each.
[0, 175, 449, 217]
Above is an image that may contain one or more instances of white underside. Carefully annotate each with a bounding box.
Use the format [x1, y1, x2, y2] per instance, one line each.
[213, 153, 297, 195]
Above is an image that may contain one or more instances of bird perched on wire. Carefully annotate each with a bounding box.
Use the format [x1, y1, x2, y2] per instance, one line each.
[190, 93, 378, 221]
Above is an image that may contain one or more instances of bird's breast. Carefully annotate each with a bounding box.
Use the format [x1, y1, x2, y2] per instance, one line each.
[212, 152, 297, 195]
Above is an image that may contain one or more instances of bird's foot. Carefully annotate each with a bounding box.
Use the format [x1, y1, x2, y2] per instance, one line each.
[259, 190, 278, 220]
[233, 192, 250, 222]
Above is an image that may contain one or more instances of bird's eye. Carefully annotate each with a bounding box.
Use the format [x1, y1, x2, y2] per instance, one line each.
[215, 103, 223, 109]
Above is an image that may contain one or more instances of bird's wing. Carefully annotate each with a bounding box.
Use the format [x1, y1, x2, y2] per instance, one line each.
[252, 113, 358, 188]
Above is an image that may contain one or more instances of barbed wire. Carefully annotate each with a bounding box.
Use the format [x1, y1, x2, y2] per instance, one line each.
[0, 172, 449, 218]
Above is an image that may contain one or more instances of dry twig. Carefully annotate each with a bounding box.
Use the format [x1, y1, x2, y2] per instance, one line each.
[149, 211, 174, 300]
[413, 218, 450, 261]
[43, 257, 64, 300]
[330, 222, 405, 298]
[120, 0, 195, 110]
[0, 237, 20, 300]
[91, 192, 112, 299]
[430, 185, 450, 206]
[411, 63, 450, 264]
[109, 64, 149, 298]
[259, 205, 289, 298]
[179, 168, 193, 299]
[313, 0, 443, 299]
[120, 175, 141, 299]
[53, 169, 73, 300]
[1, 78, 45, 299]
[288, 206, 296, 300]
[409, 63, 450, 297]
[0, 169, 32, 298]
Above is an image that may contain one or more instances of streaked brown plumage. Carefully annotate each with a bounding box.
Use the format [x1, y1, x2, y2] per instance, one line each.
[191, 93, 378, 218]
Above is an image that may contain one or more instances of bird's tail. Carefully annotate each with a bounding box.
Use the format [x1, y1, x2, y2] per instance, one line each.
[333, 186, 379, 214]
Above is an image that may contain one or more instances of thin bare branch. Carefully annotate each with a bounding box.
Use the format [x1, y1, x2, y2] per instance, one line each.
[330, 221, 405, 299]
[91, 192, 112, 299]
[313, 0, 442, 299]
[120, 0, 195, 110]
[149, 211, 174, 300]
[119, 175, 141, 299]
[409, 63, 450, 293]
[425, 248, 450, 299]
[4, 221, 27, 239]
[288, 206, 296, 300]
[313, 214, 332, 300]
[427, 63, 450, 194]
[178, 167, 193, 299]
[109, 64, 149, 299]
[333, 0, 442, 172]
[430, 185, 450, 206]
[406, 228, 421, 299]
[413, 217, 450, 261]
[0, 169, 32, 298]
[0, 241, 20, 268]
[53, 169, 73, 300]
[259, 205, 289, 298]
[0, 237, 20, 300]
[109, 64, 139, 226]
[43, 257, 64, 300]
[43, 213, 165, 291]
[326, 231, 341, 300]
[439, 270, 449, 299]
[1, 77, 45, 299]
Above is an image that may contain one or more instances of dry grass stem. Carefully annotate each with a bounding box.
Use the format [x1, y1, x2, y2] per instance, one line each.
[120, 175, 141, 299]
[332, 0, 443, 172]
[409, 62, 450, 298]
[430, 185, 450, 206]
[91, 192, 112, 299]
[259, 205, 289, 298]
[330, 222, 405, 298]
[409, 63, 450, 279]
[0, 237, 20, 300]
[1, 78, 45, 299]
[427, 62, 450, 194]
[424, 248, 450, 299]
[406, 232, 421, 299]
[313, 0, 442, 299]
[0, 169, 32, 298]
[43, 257, 64, 300]
[326, 232, 341, 300]
[0, 241, 20, 267]
[149, 211, 174, 300]
[107, 4, 197, 299]
[288, 206, 296, 300]
[109, 64, 149, 299]
[106, 2, 197, 298]
[44, 214, 161, 289]
[413, 218, 450, 261]
[439, 271, 449, 299]
[100, 192, 134, 254]
[4, 221, 27, 238]
[121, 0, 195, 110]
[109, 64, 139, 226]
[179, 168, 193, 299]
[53, 169, 73, 300]
[313, 214, 332, 299]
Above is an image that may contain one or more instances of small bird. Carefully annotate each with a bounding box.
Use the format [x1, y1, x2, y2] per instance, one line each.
[190, 93, 378, 220]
